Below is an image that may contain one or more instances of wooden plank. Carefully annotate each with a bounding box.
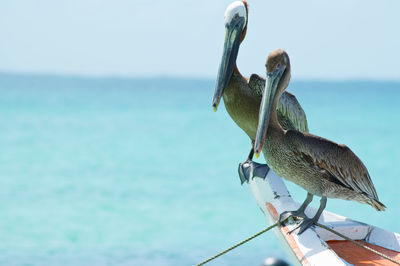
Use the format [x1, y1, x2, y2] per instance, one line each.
[327, 240, 400, 266]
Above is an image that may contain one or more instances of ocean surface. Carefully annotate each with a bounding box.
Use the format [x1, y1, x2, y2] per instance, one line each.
[0, 73, 399, 266]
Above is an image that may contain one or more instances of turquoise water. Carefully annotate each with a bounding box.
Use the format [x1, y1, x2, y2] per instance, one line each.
[0, 74, 399, 266]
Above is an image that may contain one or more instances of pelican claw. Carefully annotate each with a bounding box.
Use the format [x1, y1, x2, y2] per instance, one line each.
[288, 217, 317, 235]
[282, 194, 326, 235]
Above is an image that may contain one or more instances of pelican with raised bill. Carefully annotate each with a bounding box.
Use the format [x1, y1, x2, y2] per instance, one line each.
[211, 1, 308, 184]
[254, 49, 386, 235]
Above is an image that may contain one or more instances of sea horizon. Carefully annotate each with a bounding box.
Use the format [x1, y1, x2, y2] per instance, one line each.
[2, 71, 400, 84]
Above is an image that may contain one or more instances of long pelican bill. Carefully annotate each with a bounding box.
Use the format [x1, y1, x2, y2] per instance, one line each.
[212, 15, 246, 112]
[254, 65, 286, 158]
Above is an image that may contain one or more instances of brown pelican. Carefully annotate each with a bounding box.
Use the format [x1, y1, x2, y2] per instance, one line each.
[212, 1, 308, 183]
[254, 49, 386, 234]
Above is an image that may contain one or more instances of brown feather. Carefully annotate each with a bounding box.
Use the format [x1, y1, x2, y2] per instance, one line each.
[289, 130, 379, 200]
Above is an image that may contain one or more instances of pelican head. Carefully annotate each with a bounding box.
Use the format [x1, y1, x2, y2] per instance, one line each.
[254, 49, 291, 157]
[212, 1, 248, 112]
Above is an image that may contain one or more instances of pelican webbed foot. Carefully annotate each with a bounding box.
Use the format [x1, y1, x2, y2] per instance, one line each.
[287, 196, 327, 235]
[289, 217, 316, 234]
[238, 148, 270, 185]
[278, 193, 313, 226]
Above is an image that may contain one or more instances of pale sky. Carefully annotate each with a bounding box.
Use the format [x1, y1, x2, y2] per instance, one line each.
[1, 0, 399, 80]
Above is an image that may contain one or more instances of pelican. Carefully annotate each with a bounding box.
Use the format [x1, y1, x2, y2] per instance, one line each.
[212, 1, 308, 183]
[254, 49, 386, 234]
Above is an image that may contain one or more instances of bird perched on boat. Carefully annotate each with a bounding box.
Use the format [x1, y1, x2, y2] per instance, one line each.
[254, 49, 386, 234]
[212, 1, 308, 183]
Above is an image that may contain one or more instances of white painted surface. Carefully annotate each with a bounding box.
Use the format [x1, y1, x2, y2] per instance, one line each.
[367, 227, 400, 252]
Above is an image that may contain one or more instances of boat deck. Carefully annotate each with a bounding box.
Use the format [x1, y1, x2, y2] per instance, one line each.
[327, 240, 400, 266]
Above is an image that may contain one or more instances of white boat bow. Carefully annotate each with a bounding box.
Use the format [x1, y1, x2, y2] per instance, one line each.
[247, 169, 400, 266]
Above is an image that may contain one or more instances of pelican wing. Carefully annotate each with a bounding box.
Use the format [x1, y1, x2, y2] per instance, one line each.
[278, 91, 309, 133]
[289, 130, 379, 200]
[248, 73, 266, 96]
[249, 74, 309, 132]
